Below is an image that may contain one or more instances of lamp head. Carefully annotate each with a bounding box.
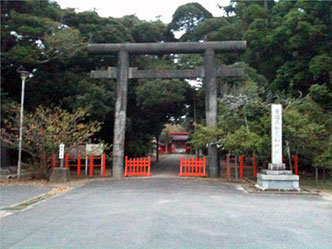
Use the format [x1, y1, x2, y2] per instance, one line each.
[17, 66, 30, 80]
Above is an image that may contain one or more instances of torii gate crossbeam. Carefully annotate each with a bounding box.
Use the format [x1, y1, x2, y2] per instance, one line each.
[88, 41, 246, 178]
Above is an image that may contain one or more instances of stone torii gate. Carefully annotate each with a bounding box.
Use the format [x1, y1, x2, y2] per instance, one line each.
[88, 41, 246, 178]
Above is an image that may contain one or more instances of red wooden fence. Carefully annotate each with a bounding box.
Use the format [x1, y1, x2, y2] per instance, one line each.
[179, 157, 207, 177]
[89, 154, 106, 176]
[226, 155, 256, 178]
[240, 155, 257, 178]
[124, 156, 151, 177]
[227, 155, 299, 178]
[63, 154, 106, 176]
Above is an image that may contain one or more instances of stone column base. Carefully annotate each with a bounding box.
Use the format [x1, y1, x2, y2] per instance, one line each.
[255, 172, 300, 191]
[49, 168, 71, 183]
[268, 163, 285, 170]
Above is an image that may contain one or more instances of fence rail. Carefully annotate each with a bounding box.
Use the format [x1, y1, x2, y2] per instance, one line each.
[51, 154, 106, 176]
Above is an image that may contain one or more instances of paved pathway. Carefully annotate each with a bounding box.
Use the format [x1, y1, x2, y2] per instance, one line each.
[151, 153, 193, 177]
[1, 177, 331, 249]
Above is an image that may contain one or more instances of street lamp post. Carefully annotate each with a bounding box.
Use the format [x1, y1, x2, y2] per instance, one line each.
[17, 68, 29, 180]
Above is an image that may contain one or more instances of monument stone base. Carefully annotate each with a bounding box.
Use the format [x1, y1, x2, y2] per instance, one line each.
[255, 163, 300, 191]
[49, 168, 71, 183]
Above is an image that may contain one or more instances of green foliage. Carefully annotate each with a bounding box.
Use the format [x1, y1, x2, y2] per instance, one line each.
[136, 79, 185, 112]
[189, 125, 223, 150]
[135, 79, 187, 137]
[314, 135, 332, 170]
[308, 84, 332, 111]
[223, 126, 267, 156]
[168, 2, 212, 40]
[64, 79, 116, 120]
[9, 44, 39, 66]
[131, 21, 167, 42]
[159, 124, 186, 144]
[1, 103, 101, 175]
[309, 54, 332, 85]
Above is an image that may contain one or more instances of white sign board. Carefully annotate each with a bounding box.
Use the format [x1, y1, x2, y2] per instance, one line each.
[86, 144, 103, 155]
[271, 104, 282, 164]
[59, 143, 65, 159]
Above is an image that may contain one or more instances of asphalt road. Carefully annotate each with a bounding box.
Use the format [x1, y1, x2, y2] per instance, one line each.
[0, 186, 53, 208]
[1, 176, 331, 249]
[151, 153, 193, 177]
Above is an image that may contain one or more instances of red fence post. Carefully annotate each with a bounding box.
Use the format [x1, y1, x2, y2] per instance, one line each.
[89, 155, 93, 176]
[240, 155, 244, 178]
[253, 155, 257, 178]
[52, 153, 56, 167]
[148, 156, 151, 176]
[65, 154, 69, 168]
[124, 156, 128, 177]
[294, 155, 298, 175]
[140, 158, 143, 175]
[102, 154, 106, 176]
[226, 154, 229, 178]
[203, 157, 206, 176]
[77, 154, 81, 176]
[179, 156, 183, 176]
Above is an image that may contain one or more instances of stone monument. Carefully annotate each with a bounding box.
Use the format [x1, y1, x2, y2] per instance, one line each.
[256, 104, 300, 190]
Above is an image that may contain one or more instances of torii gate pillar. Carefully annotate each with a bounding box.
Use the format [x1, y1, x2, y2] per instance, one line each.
[204, 48, 218, 177]
[113, 50, 129, 178]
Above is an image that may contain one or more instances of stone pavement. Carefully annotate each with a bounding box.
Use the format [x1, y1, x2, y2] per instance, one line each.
[1, 176, 331, 249]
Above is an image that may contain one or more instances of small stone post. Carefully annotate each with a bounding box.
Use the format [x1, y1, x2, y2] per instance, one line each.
[49, 143, 70, 183]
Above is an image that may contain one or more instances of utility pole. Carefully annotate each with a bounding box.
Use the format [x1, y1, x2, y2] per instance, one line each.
[16, 67, 29, 180]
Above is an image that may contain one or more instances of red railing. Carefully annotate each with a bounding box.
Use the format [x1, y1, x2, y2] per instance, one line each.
[124, 156, 151, 177]
[89, 154, 106, 176]
[282, 155, 299, 175]
[226, 155, 256, 178]
[179, 157, 207, 177]
[240, 155, 257, 178]
[64, 154, 106, 176]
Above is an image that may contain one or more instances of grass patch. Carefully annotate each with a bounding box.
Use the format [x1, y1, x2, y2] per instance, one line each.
[300, 175, 332, 193]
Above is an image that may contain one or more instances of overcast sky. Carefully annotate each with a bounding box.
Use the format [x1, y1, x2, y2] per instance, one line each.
[54, 0, 230, 23]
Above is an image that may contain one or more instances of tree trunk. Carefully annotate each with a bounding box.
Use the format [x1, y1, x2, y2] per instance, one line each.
[315, 167, 319, 181]
[323, 167, 326, 181]
[286, 140, 293, 172]
[156, 136, 159, 162]
[244, 106, 250, 132]
[264, 0, 268, 12]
